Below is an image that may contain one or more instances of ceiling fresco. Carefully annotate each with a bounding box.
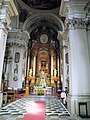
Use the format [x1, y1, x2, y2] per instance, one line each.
[22, 0, 61, 10]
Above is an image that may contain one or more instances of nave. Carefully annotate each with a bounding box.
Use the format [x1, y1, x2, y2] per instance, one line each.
[0, 0, 90, 118]
[0, 96, 89, 120]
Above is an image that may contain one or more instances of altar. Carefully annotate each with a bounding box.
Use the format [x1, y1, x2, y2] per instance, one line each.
[33, 86, 52, 95]
[33, 70, 52, 95]
[25, 38, 61, 96]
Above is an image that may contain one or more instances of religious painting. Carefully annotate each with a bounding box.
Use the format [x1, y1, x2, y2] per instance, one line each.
[14, 52, 20, 63]
[37, 50, 49, 73]
[41, 61, 46, 67]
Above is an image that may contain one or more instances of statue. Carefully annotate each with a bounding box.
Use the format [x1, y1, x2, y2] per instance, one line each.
[40, 70, 46, 88]
[28, 69, 32, 77]
[41, 70, 45, 77]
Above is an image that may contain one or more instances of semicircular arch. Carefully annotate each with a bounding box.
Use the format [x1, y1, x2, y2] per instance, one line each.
[22, 13, 64, 34]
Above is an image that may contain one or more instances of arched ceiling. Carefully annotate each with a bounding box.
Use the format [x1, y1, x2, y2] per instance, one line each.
[22, 13, 64, 48]
[22, 13, 64, 33]
[15, 0, 65, 49]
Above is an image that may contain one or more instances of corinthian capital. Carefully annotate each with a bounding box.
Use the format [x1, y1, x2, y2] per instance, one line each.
[66, 18, 89, 29]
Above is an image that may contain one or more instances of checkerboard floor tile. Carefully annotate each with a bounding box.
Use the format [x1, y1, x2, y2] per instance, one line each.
[0, 96, 88, 120]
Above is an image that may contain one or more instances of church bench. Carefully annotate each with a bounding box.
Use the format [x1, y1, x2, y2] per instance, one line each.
[3, 89, 16, 104]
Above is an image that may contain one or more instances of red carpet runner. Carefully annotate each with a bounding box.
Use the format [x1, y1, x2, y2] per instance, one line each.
[22, 101, 46, 120]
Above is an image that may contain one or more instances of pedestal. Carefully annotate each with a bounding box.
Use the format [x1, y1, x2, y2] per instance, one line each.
[67, 94, 90, 116]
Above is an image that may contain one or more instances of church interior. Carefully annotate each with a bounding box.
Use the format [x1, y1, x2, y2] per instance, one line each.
[0, 0, 90, 120]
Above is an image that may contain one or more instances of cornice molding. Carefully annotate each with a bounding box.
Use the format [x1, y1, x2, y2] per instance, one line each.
[60, 0, 89, 20]
[8, 29, 30, 47]
[0, 0, 18, 30]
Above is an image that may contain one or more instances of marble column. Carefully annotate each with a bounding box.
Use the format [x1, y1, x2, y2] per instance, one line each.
[0, 24, 8, 89]
[27, 54, 30, 72]
[87, 25, 90, 64]
[57, 57, 59, 77]
[67, 19, 90, 115]
[33, 55, 36, 76]
[0, 0, 18, 108]
[62, 40, 68, 91]
[0, 23, 8, 108]
[57, 54, 60, 91]
[57, 32, 63, 91]
[60, 0, 90, 116]
[8, 30, 30, 89]
[51, 51, 53, 77]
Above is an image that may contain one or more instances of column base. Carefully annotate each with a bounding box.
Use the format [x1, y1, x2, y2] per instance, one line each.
[67, 94, 90, 116]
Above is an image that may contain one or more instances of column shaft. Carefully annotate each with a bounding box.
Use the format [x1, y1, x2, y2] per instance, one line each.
[33, 56, 36, 76]
[51, 54, 53, 76]
[67, 28, 90, 115]
[0, 27, 7, 90]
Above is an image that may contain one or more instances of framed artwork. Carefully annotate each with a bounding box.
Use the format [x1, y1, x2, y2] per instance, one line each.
[40, 34, 48, 43]
[14, 52, 20, 63]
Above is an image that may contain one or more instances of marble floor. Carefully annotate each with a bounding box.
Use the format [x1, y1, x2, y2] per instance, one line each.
[0, 95, 89, 120]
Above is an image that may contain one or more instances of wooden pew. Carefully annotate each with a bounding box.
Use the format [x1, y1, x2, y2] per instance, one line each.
[3, 88, 16, 104]
[3, 92, 7, 104]
[7, 89, 16, 103]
